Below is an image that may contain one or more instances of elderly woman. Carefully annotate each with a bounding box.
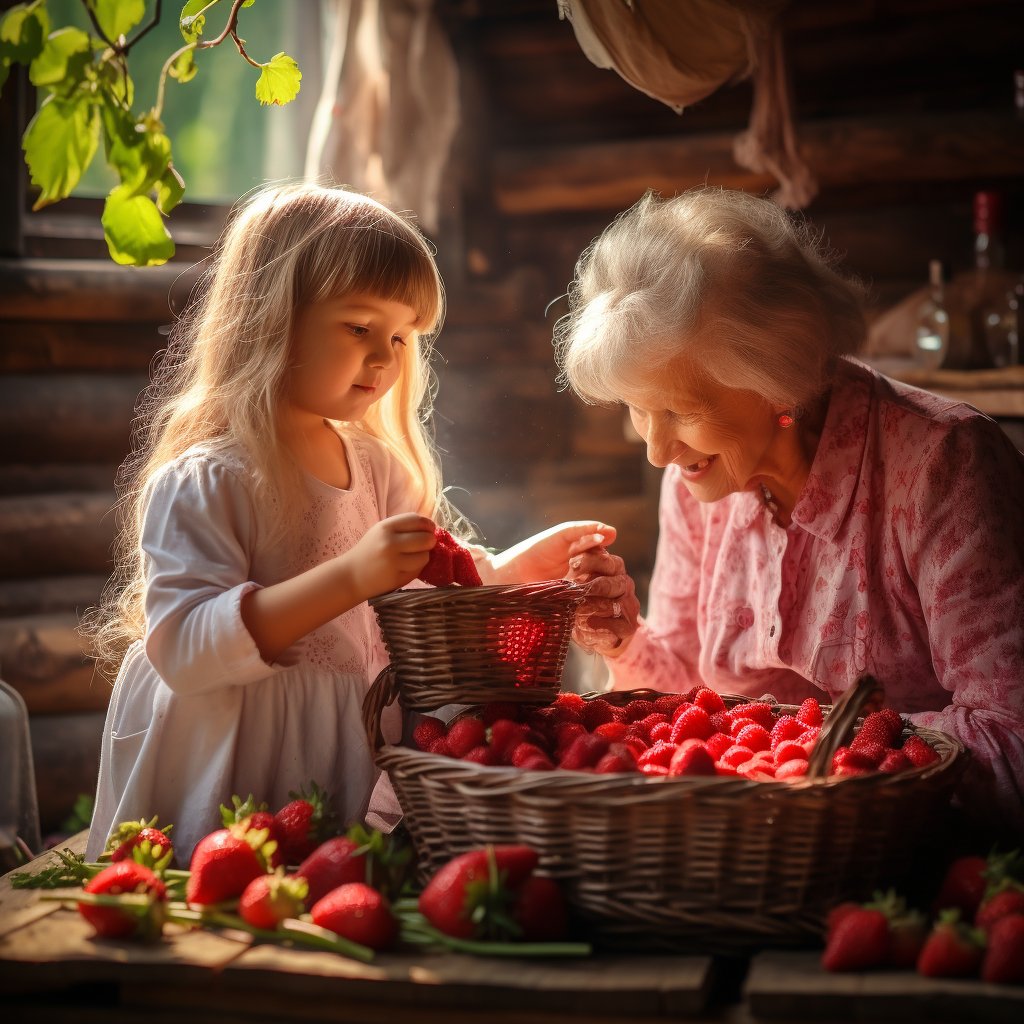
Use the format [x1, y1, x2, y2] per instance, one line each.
[563, 189, 1024, 833]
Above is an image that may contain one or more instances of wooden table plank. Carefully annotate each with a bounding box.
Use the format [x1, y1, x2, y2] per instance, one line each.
[745, 950, 1024, 1023]
[0, 829, 88, 938]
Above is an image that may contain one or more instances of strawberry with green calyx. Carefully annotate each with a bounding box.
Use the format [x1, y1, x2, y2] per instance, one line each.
[186, 819, 277, 905]
[345, 823, 414, 902]
[273, 781, 340, 864]
[917, 909, 986, 977]
[419, 844, 539, 940]
[975, 879, 1024, 934]
[821, 908, 890, 972]
[220, 794, 269, 826]
[934, 855, 989, 918]
[864, 889, 928, 968]
[311, 882, 398, 950]
[102, 816, 174, 871]
[296, 836, 368, 907]
[981, 913, 1024, 984]
[78, 861, 167, 941]
[239, 869, 308, 931]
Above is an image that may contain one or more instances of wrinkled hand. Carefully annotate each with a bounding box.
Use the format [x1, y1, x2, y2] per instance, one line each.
[565, 538, 640, 658]
[342, 513, 436, 601]
[489, 521, 617, 585]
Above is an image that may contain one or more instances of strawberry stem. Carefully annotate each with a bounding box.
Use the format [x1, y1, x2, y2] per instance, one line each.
[398, 911, 590, 957]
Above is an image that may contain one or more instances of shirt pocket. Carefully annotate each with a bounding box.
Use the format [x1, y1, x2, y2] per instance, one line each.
[109, 728, 148, 798]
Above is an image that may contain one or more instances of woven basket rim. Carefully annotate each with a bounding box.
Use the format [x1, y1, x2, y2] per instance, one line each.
[370, 578, 586, 609]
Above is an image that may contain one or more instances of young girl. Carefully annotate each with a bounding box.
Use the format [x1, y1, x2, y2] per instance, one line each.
[86, 183, 614, 861]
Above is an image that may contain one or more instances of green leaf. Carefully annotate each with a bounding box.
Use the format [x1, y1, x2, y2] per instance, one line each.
[169, 47, 196, 82]
[101, 104, 171, 196]
[90, 0, 146, 41]
[97, 58, 134, 106]
[157, 164, 184, 214]
[30, 28, 92, 93]
[179, 0, 210, 43]
[255, 51, 300, 106]
[0, 1, 50, 64]
[102, 186, 174, 266]
[23, 94, 100, 209]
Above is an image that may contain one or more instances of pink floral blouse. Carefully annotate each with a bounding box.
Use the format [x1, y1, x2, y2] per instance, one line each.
[609, 359, 1024, 832]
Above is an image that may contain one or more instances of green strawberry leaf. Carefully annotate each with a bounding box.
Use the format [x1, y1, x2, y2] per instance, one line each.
[102, 186, 175, 266]
[29, 28, 92, 93]
[255, 51, 300, 106]
[179, 0, 209, 43]
[90, 0, 146, 41]
[1, 1, 50, 64]
[23, 94, 101, 209]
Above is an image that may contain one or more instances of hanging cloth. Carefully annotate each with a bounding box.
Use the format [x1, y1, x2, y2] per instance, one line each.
[558, 0, 817, 210]
[305, 0, 460, 234]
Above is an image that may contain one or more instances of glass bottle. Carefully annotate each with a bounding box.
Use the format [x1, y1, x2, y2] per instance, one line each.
[972, 191, 1018, 367]
[914, 260, 949, 369]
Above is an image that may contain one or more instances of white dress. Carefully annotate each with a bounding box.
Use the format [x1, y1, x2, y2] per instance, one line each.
[87, 429, 416, 861]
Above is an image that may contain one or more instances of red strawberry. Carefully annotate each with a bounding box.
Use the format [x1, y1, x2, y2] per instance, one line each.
[187, 822, 273, 904]
[554, 722, 587, 757]
[80, 861, 167, 940]
[774, 740, 807, 764]
[418, 526, 460, 586]
[553, 692, 587, 718]
[735, 723, 771, 753]
[740, 702, 775, 729]
[273, 782, 339, 864]
[902, 734, 940, 768]
[223, 802, 283, 867]
[934, 856, 989, 919]
[419, 845, 539, 939]
[797, 698, 823, 728]
[981, 913, 1024, 984]
[110, 826, 174, 871]
[513, 875, 568, 941]
[670, 705, 714, 743]
[621, 700, 656, 724]
[519, 754, 555, 771]
[917, 910, 985, 977]
[821, 908, 889, 971]
[635, 713, 669, 741]
[296, 836, 368, 907]
[641, 763, 670, 776]
[709, 710, 731, 733]
[482, 702, 519, 726]
[594, 720, 627, 742]
[878, 749, 912, 773]
[511, 742, 549, 767]
[637, 740, 676, 770]
[668, 739, 716, 776]
[594, 744, 637, 773]
[413, 718, 447, 751]
[653, 693, 686, 717]
[447, 718, 487, 758]
[826, 901, 862, 939]
[720, 744, 754, 768]
[705, 732, 733, 760]
[776, 759, 808, 780]
[239, 870, 308, 930]
[855, 714, 898, 749]
[559, 732, 609, 770]
[729, 715, 758, 737]
[831, 746, 875, 772]
[693, 687, 726, 715]
[650, 722, 674, 744]
[452, 546, 483, 587]
[849, 739, 887, 769]
[463, 745, 501, 766]
[312, 882, 397, 950]
[429, 736, 452, 757]
[976, 884, 1024, 934]
[581, 698, 619, 729]
[770, 715, 804, 749]
[488, 719, 529, 761]
[870, 708, 903, 745]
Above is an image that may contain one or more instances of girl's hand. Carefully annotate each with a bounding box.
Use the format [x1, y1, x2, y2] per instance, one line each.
[487, 521, 617, 585]
[566, 540, 640, 659]
[342, 513, 437, 601]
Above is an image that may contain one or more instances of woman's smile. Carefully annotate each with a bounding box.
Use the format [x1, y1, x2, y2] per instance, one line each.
[678, 452, 717, 480]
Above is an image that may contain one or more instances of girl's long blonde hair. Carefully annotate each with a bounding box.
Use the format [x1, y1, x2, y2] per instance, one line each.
[88, 182, 451, 680]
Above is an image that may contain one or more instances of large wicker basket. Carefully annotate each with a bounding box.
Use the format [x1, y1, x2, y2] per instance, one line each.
[363, 670, 965, 949]
[369, 581, 584, 710]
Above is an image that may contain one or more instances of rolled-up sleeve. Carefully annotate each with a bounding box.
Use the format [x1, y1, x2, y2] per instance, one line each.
[608, 466, 705, 692]
[902, 419, 1024, 833]
[143, 455, 279, 695]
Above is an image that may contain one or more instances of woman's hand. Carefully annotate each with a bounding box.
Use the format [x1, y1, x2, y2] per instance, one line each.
[485, 521, 617, 585]
[342, 514, 437, 602]
[566, 538, 640, 658]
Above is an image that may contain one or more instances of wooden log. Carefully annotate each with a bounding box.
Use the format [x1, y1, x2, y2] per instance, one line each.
[0, 574, 106, 616]
[493, 111, 1024, 215]
[0, 492, 116, 577]
[28, 711, 105, 833]
[0, 613, 109, 715]
[0, 258, 203, 322]
[0, 463, 118, 496]
[0, 373, 146, 462]
[0, 319, 164, 372]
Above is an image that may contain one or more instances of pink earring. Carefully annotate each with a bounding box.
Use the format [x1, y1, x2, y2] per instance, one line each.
[778, 412, 794, 428]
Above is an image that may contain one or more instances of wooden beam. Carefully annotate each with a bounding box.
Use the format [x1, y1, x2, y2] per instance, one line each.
[493, 110, 1024, 215]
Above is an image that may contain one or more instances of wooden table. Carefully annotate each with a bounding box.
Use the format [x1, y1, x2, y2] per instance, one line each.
[4, 834, 1023, 1023]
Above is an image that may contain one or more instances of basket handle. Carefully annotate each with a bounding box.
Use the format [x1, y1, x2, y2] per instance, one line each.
[362, 665, 399, 754]
[806, 673, 885, 779]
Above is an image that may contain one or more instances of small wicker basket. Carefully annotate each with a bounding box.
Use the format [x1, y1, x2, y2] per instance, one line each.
[369, 581, 584, 710]
[363, 670, 965, 949]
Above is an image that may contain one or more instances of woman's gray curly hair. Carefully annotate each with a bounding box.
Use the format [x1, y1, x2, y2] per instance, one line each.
[555, 188, 868, 414]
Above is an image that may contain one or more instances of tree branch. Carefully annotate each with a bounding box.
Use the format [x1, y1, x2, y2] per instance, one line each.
[197, 0, 248, 50]
[79, 0, 116, 51]
[230, 28, 261, 69]
[123, 0, 163, 55]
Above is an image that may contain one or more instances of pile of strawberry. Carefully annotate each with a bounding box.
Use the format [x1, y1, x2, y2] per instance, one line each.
[412, 690, 940, 781]
[822, 850, 1024, 984]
